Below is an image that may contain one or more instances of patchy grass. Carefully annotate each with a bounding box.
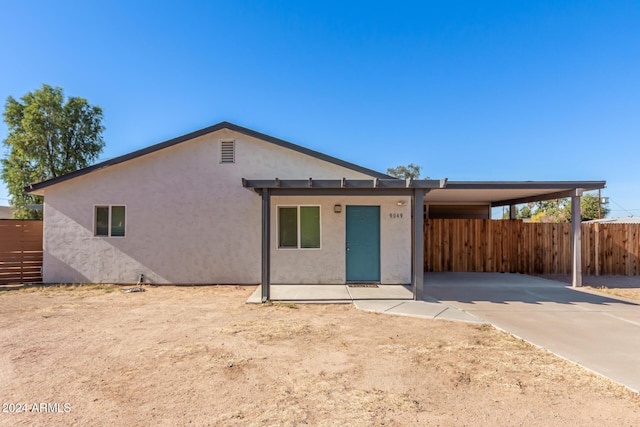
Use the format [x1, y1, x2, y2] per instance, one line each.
[274, 302, 299, 309]
[262, 301, 299, 309]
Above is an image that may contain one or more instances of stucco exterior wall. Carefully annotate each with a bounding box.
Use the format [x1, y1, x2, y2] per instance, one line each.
[42, 129, 373, 284]
[270, 195, 411, 285]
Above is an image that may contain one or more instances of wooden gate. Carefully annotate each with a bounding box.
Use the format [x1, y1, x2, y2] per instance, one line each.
[0, 220, 43, 284]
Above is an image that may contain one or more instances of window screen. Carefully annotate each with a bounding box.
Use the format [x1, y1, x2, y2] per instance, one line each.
[111, 206, 126, 237]
[300, 206, 320, 248]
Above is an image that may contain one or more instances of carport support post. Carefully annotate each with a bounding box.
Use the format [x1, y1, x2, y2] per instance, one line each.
[261, 188, 271, 301]
[413, 188, 425, 300]
[571, 190, 583, 287]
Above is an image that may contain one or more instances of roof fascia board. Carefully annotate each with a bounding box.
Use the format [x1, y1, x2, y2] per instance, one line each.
[447, 181, 606, 190]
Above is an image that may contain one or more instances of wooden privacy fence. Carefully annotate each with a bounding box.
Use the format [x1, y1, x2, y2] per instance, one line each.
[425, 219, 640, 276]
[0, 220, 43, 284]
[582, 222, 640, 275]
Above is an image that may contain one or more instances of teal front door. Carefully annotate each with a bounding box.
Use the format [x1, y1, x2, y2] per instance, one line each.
[346, 206, 380, 282]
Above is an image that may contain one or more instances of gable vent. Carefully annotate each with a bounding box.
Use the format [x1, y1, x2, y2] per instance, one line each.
[220, 140, 235, 163]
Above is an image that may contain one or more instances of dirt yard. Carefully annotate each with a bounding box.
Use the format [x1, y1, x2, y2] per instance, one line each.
[1, 284, 640, 426]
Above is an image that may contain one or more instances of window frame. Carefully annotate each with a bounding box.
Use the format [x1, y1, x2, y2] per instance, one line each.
[94, 205, 127, 238]
[276, 205, 321, 250]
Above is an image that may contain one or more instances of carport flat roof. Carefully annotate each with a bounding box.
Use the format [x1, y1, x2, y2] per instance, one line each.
[427, 181, 606, 206]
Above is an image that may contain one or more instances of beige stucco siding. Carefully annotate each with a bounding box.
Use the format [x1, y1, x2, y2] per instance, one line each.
[41, 129, 375, 284]
[270, 196, 411, 284]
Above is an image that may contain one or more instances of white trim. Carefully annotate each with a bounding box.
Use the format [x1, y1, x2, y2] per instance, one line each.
[93, 204, 127, 238]
[276, 204, 322, 250]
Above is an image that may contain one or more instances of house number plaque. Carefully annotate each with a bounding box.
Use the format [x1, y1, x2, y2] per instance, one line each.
[389, 213, 403, 219]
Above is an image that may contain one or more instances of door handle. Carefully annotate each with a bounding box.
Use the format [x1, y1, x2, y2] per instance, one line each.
[346, 242, 350, 251]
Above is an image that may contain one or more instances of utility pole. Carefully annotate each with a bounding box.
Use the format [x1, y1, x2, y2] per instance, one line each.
[598, 189, 601, 219]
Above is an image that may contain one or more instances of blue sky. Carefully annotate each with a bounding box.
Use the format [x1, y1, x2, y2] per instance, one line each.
[1, 1, 638, 217]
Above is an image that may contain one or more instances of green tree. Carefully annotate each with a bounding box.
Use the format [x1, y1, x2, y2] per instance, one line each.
[387, 163, 422, 179]
[501, 203, 533, 220]
[503, 193, 610, 222]
[534, 199, 568, 222]
[563, 193, 610, 221]
[1, 84, 105, 218]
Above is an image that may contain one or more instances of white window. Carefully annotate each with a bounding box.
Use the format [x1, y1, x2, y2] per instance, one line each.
[220, 140, 235, 163]
[278, 206, 321, 249]
[95, 205, 126, 237]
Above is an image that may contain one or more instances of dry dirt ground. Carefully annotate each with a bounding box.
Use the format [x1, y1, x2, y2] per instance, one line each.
[1, 284, 640, 426]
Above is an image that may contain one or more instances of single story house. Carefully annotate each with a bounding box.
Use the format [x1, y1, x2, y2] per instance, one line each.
[26, 122, 605, 300]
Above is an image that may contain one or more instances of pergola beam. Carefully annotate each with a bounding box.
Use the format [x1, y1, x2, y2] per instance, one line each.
[243, 178, 447, 190]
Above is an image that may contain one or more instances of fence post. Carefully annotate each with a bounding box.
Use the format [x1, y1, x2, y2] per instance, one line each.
[20, 222, 24, 284]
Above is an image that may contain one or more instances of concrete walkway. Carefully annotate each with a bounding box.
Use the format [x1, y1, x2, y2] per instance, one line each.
[424, 272, 640, 393]
[246, 284, 482, 323]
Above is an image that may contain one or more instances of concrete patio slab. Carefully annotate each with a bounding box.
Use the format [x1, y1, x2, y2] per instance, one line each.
[423, 272, 640, 393]
[246, 284, 352, 303]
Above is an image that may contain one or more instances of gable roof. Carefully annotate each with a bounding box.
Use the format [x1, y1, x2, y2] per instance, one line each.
[25, 121, 391, 194]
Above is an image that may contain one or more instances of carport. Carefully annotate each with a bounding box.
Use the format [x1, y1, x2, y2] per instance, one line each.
[424, 181, 606, 287]
[243, 178, 606, 302]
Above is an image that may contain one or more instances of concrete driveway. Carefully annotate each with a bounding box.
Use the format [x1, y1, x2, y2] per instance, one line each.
[424, 273, 640, 392]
